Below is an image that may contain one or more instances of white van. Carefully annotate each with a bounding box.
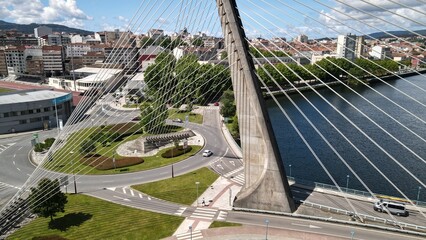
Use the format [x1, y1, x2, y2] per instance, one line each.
[373, 199, 409, 216]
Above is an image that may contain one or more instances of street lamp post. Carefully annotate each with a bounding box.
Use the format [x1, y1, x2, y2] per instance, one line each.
[265, 219, 269, 240]
[195, 181, 200, 206]
[417, 186, 422, 205]
[350, 231, 355, 240]
[70, 151, 77, 194]
[346, 175, 350, 192]
[91, 119, 94, 127]
[289, 164, 292, 178]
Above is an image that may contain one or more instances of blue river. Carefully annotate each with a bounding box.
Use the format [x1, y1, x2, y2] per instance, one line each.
[267, 75, 426, 200]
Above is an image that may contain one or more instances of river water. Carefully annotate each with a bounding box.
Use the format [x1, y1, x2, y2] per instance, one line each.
[267, 75, 426, 200]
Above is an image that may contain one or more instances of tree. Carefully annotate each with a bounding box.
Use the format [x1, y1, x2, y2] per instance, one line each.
[80, 139, 97, 156]
[28, 178, 67, 222]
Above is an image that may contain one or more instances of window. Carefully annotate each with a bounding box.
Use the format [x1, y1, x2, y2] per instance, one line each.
[19, 120, 27, 124]
[3, 113, 9, 117]
[43, 116, 49, 120]
[29, 109, 34, 114]
[11, 112, 18, 117]
[44, 107, 50, 112]
[21, 110, 28, 115]
[36, 109, 41, 113]
[30, 117, 42, 123]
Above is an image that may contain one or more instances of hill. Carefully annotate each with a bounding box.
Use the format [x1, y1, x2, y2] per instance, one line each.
[0, 20, 93, 36]
[365, 29, 426, 39]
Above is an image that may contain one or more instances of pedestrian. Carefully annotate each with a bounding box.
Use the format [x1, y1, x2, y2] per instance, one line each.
[202, 198, 205, 207]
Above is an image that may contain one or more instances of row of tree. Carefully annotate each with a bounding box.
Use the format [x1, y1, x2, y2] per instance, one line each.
[142, 52, 231, 133]
[257, 58, 399, 87]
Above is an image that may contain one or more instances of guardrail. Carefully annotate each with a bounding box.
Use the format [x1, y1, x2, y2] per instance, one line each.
[233, 205, 426, 237]
[300, 200, 426, 233]
[288, 176, 426, 207]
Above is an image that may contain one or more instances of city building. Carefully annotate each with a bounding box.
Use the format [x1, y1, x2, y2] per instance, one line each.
[34, 26, 52, 38]
[47, 34, 71, 46]
[104, 46, 139, 71]
[42, 45, 65, 76]
[48, 67, 123, 93]
[82, 52, 105, 66]
[369, 45, 392, 60]
[148, 29, 164, 41]
[173, 46, 217, 61]
[4, 46, 26, 75]
[336, 34, 357, 60]
[295, 34, 308, 43]
[0, 89, 72, 134]
[0, 48, 8, 77]
[355, 36, 365, 58]
[26, 56, 44, 75]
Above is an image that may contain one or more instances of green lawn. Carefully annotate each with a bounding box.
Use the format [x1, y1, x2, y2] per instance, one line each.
[0, 87, 14, 93]
[168, 109, 203, 124]
[8, 194, 183, 240]
[209, 221, 242, 228]
[132, 167, 218, 205]
[43, 123, 201, 175]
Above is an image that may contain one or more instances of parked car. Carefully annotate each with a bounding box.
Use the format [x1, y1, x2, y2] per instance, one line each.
[373, 199, 409, 216]
[202, 150, 213, 157]
[172, 118, 183, 123]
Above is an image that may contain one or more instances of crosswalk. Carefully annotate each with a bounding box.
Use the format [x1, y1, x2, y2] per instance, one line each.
[176, 230, 203, 240]
[189, 207, 218, 221]
[224, 166, 245, 185]
[106, 186, 151, 200]
[0, 143, 15, 154]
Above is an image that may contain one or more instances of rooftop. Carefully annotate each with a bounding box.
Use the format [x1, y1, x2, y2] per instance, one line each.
[0, 89, 70, 105]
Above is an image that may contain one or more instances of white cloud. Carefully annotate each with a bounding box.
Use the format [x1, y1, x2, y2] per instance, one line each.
[318, 0, 426, 35]
[0, 0, 91, 28]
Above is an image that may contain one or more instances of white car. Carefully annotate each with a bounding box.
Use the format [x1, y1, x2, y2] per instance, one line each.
[202, 150, 213, 157]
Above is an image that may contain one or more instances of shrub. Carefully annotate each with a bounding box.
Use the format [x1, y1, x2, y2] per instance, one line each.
[161, 146, 192, 158]
[44, 138, 55, 148]
[34, 143, 45, 152]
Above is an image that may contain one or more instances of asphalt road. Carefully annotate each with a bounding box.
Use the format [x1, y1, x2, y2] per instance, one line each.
[1, 105, 425, 238]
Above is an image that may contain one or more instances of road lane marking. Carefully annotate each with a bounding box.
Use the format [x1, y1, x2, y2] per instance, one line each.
[130, 189, 135, 196]
[291, 223, 321, 229]
[16, 168, 21, 171]
[13, 161, 15, 165]
[113, 196, 130, 202]
[18, 146, 23, 151]
[13, 154, 16, 158]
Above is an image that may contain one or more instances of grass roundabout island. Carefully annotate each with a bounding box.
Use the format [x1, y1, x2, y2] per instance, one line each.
[41, 120, 203, 175]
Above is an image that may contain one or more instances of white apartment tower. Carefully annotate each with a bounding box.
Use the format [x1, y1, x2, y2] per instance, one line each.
[337, 34, 357, 60]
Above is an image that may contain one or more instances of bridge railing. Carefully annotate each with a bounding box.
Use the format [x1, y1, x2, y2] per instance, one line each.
[288, 176, 426, 207]
[301, 201, 426, 233]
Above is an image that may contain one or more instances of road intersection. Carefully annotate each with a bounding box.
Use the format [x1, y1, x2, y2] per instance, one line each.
[0, 105, 425, 239]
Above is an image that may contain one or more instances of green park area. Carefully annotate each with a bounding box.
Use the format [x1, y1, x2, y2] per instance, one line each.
[43, 121, 202, 175]
[0, 87, 14, 93]
[8, 194, 184, 240]
[133, 167, 218, 205]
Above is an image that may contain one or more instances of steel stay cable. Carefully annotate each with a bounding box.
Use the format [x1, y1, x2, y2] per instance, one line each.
[0, 0, 206, 220]
[240, 24, 426, 191]
[252, 52, 425, 223]
[240, 10, 426, 169]
[240, 1, 426, 143]
[0, 57, 234, 231]
[306, 0, 426, 66]
[264, 0, 426, 94]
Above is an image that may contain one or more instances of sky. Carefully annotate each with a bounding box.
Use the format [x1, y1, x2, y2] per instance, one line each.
[1, 0, 425, 39]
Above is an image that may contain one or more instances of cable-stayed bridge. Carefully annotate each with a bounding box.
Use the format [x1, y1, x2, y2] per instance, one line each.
[1, 0, 425, 238]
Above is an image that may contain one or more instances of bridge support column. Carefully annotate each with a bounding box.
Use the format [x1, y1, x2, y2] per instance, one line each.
[217, 0, 295, 213]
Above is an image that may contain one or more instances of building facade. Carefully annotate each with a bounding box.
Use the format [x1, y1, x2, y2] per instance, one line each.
[42, 45, 65, 75]
[0, 90, 72, 134]
[337, 34, 357, 60]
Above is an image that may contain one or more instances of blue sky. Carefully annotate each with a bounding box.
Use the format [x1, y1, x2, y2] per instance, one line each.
[1, 0, 425, 39]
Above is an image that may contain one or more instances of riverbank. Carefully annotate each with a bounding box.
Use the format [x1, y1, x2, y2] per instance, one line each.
[264, 69, 426, 99]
